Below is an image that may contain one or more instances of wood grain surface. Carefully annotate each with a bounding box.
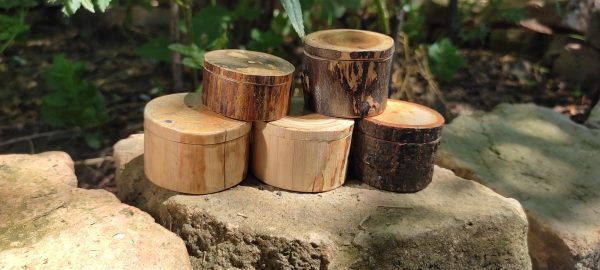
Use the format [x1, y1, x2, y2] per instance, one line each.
[302, 29, 394, 118]
[351, 99, 444, 193]
[202, 49, 294, 121]
[144, 93, 251, 194]
[252, 113, 354, 192]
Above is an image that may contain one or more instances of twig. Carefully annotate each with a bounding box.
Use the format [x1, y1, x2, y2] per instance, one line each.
[0, 129, 78, 147]
[170, 1, 183, 91]
[74, 156, 114, 167]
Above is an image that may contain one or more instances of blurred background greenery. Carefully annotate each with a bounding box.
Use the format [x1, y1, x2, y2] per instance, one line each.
[1, 0, 598, 189]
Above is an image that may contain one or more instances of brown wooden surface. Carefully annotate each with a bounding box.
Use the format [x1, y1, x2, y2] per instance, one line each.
[202, 49, 294, 121]
[144, 93, 251, 194]
[302, 30, 394, 118]
[351, 132, 439, 193]
[351, 99, 444, 193]
[252, 114, 354, 192]
[304, 29, 394, 60]
[357, 99, 444, 143]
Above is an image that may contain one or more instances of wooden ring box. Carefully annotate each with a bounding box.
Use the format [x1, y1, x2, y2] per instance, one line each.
[144, 93, 252, 194]
[252, 97, 355, 192]
[351, 99, 444, 193]
[202, 49, 295, 121]
[302, 29, 394, 118]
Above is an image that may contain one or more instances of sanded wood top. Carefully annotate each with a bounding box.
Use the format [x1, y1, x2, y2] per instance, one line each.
[304, 29, 394, 60]
[358, 99, 444, 143]
[144, 93, 251, 144]
[256, 113, 354, 141]
[203, 49, 295, 85]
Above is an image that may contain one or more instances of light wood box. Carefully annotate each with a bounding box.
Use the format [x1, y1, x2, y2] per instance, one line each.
[302, 29, 394, 118]
[144, 93, 252, 194]
[202, 49, 295, 121]
[351, 99, 444, 193]
[252, 110, 355, 193]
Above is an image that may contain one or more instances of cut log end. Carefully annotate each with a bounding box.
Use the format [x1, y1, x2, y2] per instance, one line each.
[368, 99, 445, 130]
[304, 29, 394, 60]
[204, 49, 294, 78]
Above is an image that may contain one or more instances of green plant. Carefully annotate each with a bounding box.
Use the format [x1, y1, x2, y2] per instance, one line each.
[48, 0, 112, 15]
[41, 55, 108, 148]
[427, 38, 466, 83]
[458, 0, 526, 44]
[0, 0, 38, 54]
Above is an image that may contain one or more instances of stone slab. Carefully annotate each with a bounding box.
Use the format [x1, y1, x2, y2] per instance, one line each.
[115, 134, 532, 269]
[586, 102, 600, 129]
[437, 103, 600, 269]
[0, 151, 191, 270]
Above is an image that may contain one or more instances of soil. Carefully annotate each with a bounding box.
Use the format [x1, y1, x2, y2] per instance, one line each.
[0, 9, 597, 192]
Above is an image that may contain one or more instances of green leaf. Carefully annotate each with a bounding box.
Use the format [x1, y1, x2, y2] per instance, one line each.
[427, 38, 467, 83]
[191, 4, 231, 49]
[94, 0, 110, 12]
[169, 43, 205, 69]
[80, 0, 94, 12]
[41, 55, 108, 130]
[280, 0, 305, 40]
[83, 132, 102, 149]
[136, 36, 172, 62]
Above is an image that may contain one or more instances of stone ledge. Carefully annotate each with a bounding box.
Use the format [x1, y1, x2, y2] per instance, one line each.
[0, 151, 191, 270]
[437, 103, 600, 269]
[115, 134, 532, 269]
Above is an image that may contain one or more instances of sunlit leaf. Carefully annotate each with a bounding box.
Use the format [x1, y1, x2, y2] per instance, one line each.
[280, 0, 305, 40]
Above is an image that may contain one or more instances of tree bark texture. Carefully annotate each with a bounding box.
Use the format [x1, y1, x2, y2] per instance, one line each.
[201, 49, 294, 121]
[351, 131, 440, 193]
[302, 55, 392, 118]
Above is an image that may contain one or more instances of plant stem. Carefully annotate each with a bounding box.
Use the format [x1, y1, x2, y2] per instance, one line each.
[182, 0, 198, 88]
[375, 0, 390, 35]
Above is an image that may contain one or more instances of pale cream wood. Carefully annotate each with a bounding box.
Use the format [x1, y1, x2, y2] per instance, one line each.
[251, 115, 354, 193]
[144, 93, 250, 144]
[144, 93, 251, 194]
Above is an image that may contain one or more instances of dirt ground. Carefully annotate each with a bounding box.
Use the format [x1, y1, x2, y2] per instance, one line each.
[0, 10, 597, 192]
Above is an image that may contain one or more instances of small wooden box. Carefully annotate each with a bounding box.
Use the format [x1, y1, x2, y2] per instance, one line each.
[252, 109, 355, 192]
[202, 49, 295, 121]
[351, 99, 444, 193]
[302, 29, 394, 118]
[144, 93, 252, 194]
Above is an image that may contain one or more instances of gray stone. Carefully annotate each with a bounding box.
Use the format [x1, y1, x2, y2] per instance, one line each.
[115, 134, 532, 270]
[587, 102, 600, 129]
[436, 103, 600, 269]
[0, 151, 191, 270]
[552, 42, 600, 86]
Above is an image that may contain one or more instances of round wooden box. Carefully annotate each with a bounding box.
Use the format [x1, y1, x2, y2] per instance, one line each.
[144, 93, 252, 194]
[351, 99, 444, 193]
[252, 110, 355, 192]
[302, 29, 394, 118]
[202, 49, 295, 121]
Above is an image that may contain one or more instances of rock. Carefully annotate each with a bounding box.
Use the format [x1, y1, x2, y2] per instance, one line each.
[489, 28, 548, 55]
[0, 151, 191, 270]
[436, 103, 600, 269]
[552, 42, 600, 86]
[528, 0, 599, 33]
[115, 134, 532, 269]
[586, 11, 600, 50]
[586, 102, 600, 129]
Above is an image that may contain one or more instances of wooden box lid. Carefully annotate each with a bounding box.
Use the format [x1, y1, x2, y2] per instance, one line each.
[203, 49, 295, 86]
[144, 93, 251, 144]
[357, 99, 444, 143]
[256, 113, 354, 141]
[304, 29, 394, 60]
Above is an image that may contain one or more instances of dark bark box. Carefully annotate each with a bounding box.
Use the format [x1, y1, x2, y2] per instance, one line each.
[351, 99, 444, 193]
[302, 29, 394, 118]
[202, 49, 295, 121]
